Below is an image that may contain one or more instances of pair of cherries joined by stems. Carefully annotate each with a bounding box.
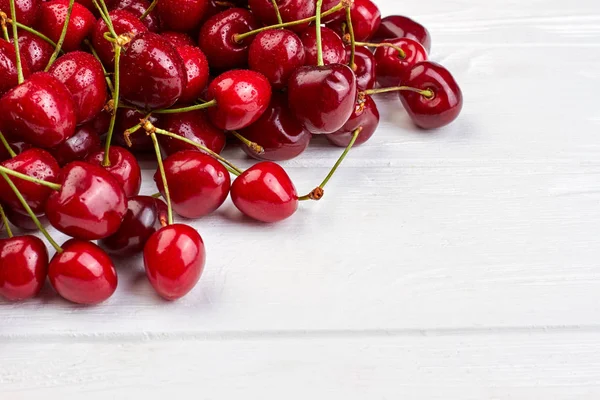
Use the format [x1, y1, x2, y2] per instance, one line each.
[0, 0, 463, 304]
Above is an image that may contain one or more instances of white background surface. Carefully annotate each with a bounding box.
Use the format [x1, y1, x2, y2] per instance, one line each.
[2, 0, 600, 398]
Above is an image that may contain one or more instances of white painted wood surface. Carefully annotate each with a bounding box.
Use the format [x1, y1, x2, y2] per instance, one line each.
[2, 0, 600, 397]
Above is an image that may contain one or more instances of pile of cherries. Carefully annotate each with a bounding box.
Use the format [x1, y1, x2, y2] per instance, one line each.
[0, 0, 462, 304]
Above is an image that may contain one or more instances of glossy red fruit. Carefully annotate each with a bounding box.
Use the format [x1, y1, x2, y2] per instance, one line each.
[38, 0, 95, 52]
[120, 32, 186, 109]
[99, 195, 168, 256]
[0, 149, 60, 215]
[4, 208, 49, 231]
[49, 239, 117, 305]
[110, 0, 160, 32]
[0, 235, 48, 301]
[0, 0, 40, 27]
[326, 95, 379, 147]
[325, 0, 380, 41]
[51, 121, 102, 166]
[162, 31, 196, 47]
[154, 150, 230, 219]
[45, 161, 127, 240]
[206, 69, 272, 130]
[11, 30, 53, 73]
[239, 93, 310, 161]
[248, 29, 305, 90]
[301, 26, 346, 66]
[374, 38, 427, 87]
[400, 61, 463, 129]
[373, 15, 431, 53]
[49, 51, 108, 124]
[113, 108, 155, 152]
[87, 146, 142, 197]
[349, 46, 376, 91]
[175, 45, 210, 104]
[89, 109, 111, 136]
[231, 161, 297, 223]
[197, 7, 258, 70]
[248, 0, 314, 33]
[288, 64, 357, 134]
[157, 0, 208, 32]
[92, 10, 148, 67]
[0, 39, 31, 96]
[143, 224, 205, 300]
[157, 110, 226, 156]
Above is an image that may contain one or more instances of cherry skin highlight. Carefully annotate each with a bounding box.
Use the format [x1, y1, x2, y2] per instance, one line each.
[87, 146, 142, 198]
[0, 235, 48, 301]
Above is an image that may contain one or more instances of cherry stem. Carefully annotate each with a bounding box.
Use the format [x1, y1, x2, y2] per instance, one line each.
[0, 203, 13, 238]
[8, 0, 23, 83]
[270, 0, 283, 25]
[123, 112, 151, 147]
[44, 0, 74, 71]
[7, 18, 61, 50]
[92, 0, 118, 39]
[140, 0, 157, 20]
[354, 41, 406, 59]
[0, 171, 63, 253]
[233, 1, 344, 42]
[85, 39, 114, 92]
[150, 132, 173, 225]
[361, 86, 434, 98]
[298, 126, 361, 201]
[0, 131, 16, 158]
[345, 5, 356, 70]
[1, 11, 10, 41]
[152, 99, 217, 114]
[151, 192, 161, 198]
[102, 42, 122, 167]
[0, 165, 62, 191]
[315, 0, 324, 66]
[230, 131, 264, 155]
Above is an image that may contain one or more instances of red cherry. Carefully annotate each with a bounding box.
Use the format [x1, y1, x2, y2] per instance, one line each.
[325, 0, 381, 41]
[0, 235, 48, 301]
[76, 0, 117, 15]
[11, 30, 50, 73]
[113, 108, 155, 152]
[89, 109, 111, 136]
[49, 239, 117, 305]
[231, 161, 298, 223]
[154, 150, 230, 219]
[45, 161, 128, 240]
[143, 223, 205, 300]
[0, 72, 77, 149]
[92, 10, 148, 67]
[0, 148, 60, 215]
[248, 29, 305, 90]
[38, 0, 95, 52]
[373, 15, 431, 53]
[205, 69, 272, 131]
[326, 95, 379, 147]
[4, 207, 49, 231]
[157, 0, 208, 32]
[400, 61, 463, 129]
[87, 146, 142, 197]
[50, 121, 102, 166]
[175, 45, 210, 104]
[373, 38, 427, 87]
[247, 0, 315, 32]
[49, 51, 108, 124]
[99, 195, 168, 256]
[349, 46, 376, 91]
[162, 31, 196, 47]
[288, 64, 357, 134]
[300, 26, 346, 66]
[197, 7, 258, 70]
[157, 109, 226, 156]
[110, 0, 160, 32]
[239, 93, 311, 161]
[0, 39, 31, 96]
[0, 0, 40, 27]
[120, 32, 187, 109]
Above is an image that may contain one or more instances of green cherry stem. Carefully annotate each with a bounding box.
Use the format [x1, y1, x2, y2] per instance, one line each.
[0, 203, 13, 238]
[150, 132, 173, 225]
[152, 99, 217, 114]
[354, 41, 406, 59]
[230, 131, 264, 155]
[44, 0, 75, 71]
[315, 0, 324, 67]
[1, 11, 10, 41]
[92, 0, 117, 39]
[361, 86, 433, 98]
[0, 171, 63, 252]
[0, 131, 16, 158]
[140, 0, 158, 21]
[345, 4, 356, 69]
[270, 0, 283, 24]
[0, 165, 62, 191]
[8, 0, 24, 83]
[8, 19, 59, 48]
[298, 126, 361, 201]
[102, 41, 124, 167]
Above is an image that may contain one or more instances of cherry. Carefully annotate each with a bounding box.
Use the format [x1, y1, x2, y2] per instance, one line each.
[0, 39, 31, 96]
[349, 45, 375, 91]
[143, 223, 205, 300]
[373, 38, 427, 87]
[110, 0, 160, 32]
[205, 69, 272, 131]
[11, 30, 53, 73]
[175, 45, 210, 104]
[197, 7, 258, 70]
[157, 0, 209, 32]
[248, 29, 305, 90]
[231, 161, 297, 223]
[50, 121, 102, 166]
[87, 146, 142, 197]
[48, 239, 117, 305]
[154, 150, 230, 219]
[76, 0, 117, 15]
[373, 15, 431, 53]
[248, 0, 315, 33]
[288, 64, 357, 134]
[120, 32, 187, 109]
[45, 161, 127, 240]
[4, 207, 49, 231]
[0, 140, 31, 162]
[99, 195, 168, 256]
[0, 148, 60, 215]
[38, 0, 96, 52]
[49, 51, 108, 124]
[162, 31, 196, 48]
[325, 0, 380, 41]
[239, 92, 310, 161]
[157, 109, 226, 156]
[0, 0, 40, 27]
[89, 109, 111, 136]
[399, 61, 463, 129]
[0, 235, 48, 301]
[0, 72, 77, 149]
[301, 26, 346, 66]
[114, 108, 155, 152]
[92, 9, 148, 67]
[326, 94, 379, 147]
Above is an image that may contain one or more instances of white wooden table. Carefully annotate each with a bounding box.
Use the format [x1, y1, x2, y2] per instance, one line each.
[2, 0, 600, 398]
